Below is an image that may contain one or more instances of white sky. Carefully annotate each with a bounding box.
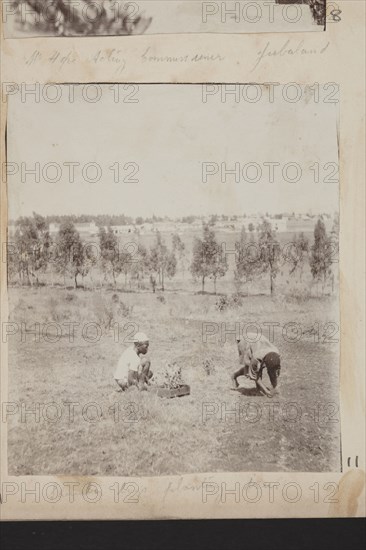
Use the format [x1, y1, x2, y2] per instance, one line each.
[7, 84, 339, 219]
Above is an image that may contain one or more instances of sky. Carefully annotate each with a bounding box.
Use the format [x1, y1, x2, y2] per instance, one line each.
[7, 84, 339, 220]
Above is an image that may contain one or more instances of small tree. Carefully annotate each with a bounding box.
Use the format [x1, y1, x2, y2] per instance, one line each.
[149, 232, 176, 292]
[165, 250, 177, 282]
[98, 226, 120, 286]
[7, 241, 19, 284]
[78, 244, 96, 287]
[190, 223, 226, 293]
[211, 249, 228, 294]
[172, 232, 187, 279]
[310, 218, 333, 294]
[32, 213, 53, 283]
[287, 232, 309, 282]
[234, 226, 260, 295]
[149, 240, 160, 292]
[257, 220, 280, 295]
[129, 242, 149, 290]
[12, 213, 52, 285]
[55, 221, 91, 288]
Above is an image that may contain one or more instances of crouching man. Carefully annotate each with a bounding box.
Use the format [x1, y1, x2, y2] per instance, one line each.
[231, 333, 281, 398]
[114, 332, 153, 391]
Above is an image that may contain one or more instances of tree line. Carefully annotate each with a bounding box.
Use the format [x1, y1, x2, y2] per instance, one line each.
[7, 213, 339, 295]
[11, 213, 168, 227]
[9, 213, 256, 226]
[192, 217, 338, 295]
[7, 215, 181, 292]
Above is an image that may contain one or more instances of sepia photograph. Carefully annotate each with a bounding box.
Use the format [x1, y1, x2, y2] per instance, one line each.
[3, 83, 341, 478]
[3, 0, 327, 37]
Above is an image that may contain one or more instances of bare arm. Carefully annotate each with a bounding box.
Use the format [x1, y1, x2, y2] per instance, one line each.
[116, 379, 127, 391]
[256, 377, 273, 398]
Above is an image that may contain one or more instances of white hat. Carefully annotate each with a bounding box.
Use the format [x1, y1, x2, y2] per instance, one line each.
[133, 332, 149, 343]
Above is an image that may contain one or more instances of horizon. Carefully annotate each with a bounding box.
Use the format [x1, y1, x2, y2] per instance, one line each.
[8, 210, 337, 225]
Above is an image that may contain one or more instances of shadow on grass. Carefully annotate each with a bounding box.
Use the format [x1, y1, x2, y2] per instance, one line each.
[231, 387, 264, 397]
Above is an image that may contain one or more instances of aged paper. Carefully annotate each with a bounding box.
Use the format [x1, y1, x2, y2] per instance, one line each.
[0, 1, 365, 520]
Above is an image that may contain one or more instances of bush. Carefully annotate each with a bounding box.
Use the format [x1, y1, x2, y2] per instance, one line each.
[92, 294, 115, 329]
[156, 294, 166, 304]
[215, 293, 243, 312]
[215, 295, 230, 312]
[151, 362, 184, 388]
[92, 293, 132, 329]
[202, 358, 216, 376]
[118, 300, 132, 318]
[284, 287, 312, 304]
[230, 293, 243, 308]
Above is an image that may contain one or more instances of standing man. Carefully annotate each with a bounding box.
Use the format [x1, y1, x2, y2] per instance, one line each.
[231, 333, 281, 398]
[114, 332, 153, 391]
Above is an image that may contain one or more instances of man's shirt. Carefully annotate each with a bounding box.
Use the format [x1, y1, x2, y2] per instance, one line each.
[238, 333, 279, 381]
[114, 346, 141, 380]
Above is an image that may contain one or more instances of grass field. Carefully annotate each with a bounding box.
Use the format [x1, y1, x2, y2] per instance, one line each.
[6, 285, 340, 475]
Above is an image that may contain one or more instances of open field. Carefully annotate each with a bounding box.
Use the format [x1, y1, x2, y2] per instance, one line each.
[6, 286, 340, 475]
